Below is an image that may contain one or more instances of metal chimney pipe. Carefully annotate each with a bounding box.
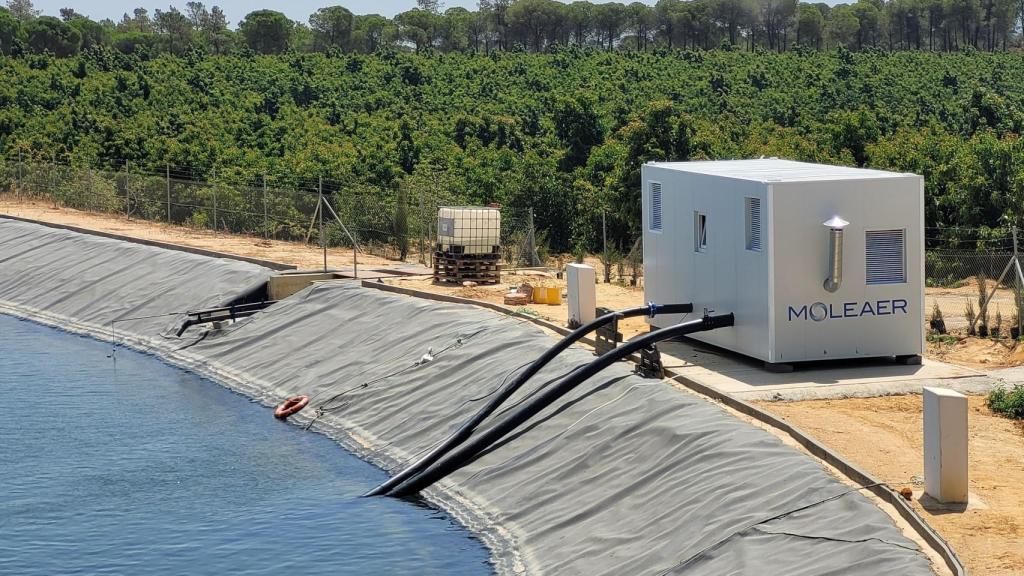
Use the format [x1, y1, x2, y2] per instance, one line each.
[823, 216, 849, 293]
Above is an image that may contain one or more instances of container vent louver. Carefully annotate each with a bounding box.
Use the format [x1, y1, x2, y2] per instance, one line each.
[745, 197, 762, 251]
[649, 182, 662, 232]
[865, 229, 906, 284]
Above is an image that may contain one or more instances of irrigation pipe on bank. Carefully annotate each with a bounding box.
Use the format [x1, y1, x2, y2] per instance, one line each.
[387, 312, 735, 498]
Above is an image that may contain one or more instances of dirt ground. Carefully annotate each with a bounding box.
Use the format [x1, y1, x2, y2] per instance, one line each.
[387, 271, 651, 338]
[926, 279, 1018, 333]
[0, 196, 401, 270]
[754, 395, 1024, 576]
[926, 336, 1024, 369]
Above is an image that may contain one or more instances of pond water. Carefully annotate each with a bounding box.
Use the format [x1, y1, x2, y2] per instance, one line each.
[0, 314, 492, 575]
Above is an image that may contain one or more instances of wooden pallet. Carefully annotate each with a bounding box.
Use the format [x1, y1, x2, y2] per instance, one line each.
[434, 251, 502, 284]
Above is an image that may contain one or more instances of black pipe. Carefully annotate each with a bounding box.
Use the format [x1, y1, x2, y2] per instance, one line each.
[387, 312, 734, 498]
[175, 300, 278, 336]
[364, 302, 693, 497]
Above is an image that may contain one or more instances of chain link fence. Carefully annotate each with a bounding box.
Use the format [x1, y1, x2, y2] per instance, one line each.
[0, 156, 540, 272]
[925, 235, 1024, 337]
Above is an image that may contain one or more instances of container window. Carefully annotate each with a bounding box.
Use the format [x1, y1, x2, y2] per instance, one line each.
[865, 229, 906, 284]
[694, 211, 707, 252]
[649, 182, 662, 232]
[745, 197, 762, 252]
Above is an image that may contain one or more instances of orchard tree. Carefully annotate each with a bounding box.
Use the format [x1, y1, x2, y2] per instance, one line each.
[554, 94, 605, 170]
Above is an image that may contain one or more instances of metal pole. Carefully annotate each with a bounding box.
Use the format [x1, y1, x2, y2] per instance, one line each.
[319, 177, 327, 273]
[602, 210, 609, 282]
[124, 161, 130, 219]
[51, 153, 57, 209]
[16, 151, 22, 196]
[166, 163, 171, 223]
[263, 174, 268, 240]
[418, 187, 425, 266]
[212, 167, 217, 235]
[1015, 226, 1023, 336]
[527, 207, 538, 267]
[320, 196, 359, 278]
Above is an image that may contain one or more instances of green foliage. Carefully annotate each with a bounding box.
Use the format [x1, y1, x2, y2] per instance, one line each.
[4, 48, 1024, 252]
[238, 10, 293, 54]
[926, 333, 957, 345]
[987, 384, 1024, 419]
[25, 16, 80, 57]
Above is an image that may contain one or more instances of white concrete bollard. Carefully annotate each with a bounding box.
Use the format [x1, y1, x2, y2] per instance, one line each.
[923, 386, 969, 504]
[566, 263, 596, 328]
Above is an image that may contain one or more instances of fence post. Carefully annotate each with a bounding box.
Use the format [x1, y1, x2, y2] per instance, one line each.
[263, 174, 268, 240]
[124, 161, 130, 219]
[86, 166, 92, 211]
[602, 210, 609, 282]
[50, 153, 57, 209]
[527, 207, 539, 267]
[418, 187, 425, 266]
[165, 163, 171, 223]
[319, 176, 327, 273]
[211, 167, 217, 235]
[16, 151, 21, 196]
[1015, 227, 1023, 337]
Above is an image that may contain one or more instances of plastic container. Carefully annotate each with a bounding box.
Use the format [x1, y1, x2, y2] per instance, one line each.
[437, 207, 501, 255]
[548, 288, 562, 305]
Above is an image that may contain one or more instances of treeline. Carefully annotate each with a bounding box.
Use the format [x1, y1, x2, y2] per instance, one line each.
[2, 47, 1022, 253]
[1, 0, 1023, 60]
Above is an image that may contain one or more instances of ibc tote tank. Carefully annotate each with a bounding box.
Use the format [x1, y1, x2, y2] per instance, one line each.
[437, 207, 501, 255]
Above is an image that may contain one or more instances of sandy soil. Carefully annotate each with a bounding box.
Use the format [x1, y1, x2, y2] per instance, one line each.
[387, 272, 651, 338]
[0, 196, 402, 270]
[926, 278, 1018, 335]
[926, 336, 1024, 369]
[754, 395, 1024, 576]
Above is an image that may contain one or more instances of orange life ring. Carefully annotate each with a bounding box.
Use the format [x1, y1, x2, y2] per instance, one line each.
[274, 395, 309, 420]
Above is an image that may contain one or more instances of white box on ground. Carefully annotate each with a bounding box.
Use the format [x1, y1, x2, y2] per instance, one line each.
[923, 386, 968, 503]
[566, 263, 596, 328]
[641, 159, 924, 365]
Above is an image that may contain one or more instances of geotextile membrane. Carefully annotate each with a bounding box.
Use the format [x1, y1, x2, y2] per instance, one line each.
[0, 218, 937, 576]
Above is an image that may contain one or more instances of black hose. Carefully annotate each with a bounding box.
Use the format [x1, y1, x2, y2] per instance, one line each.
[387, 312, 734, 498]
[364, 302, 693, 497]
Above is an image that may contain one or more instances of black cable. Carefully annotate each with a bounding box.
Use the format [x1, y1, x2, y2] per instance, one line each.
[364, 302, 694, 497]
[385, 312, 732, 498]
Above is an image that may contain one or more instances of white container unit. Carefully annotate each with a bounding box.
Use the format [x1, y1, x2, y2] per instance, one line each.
[437, 207, 501, 255]
[642, 159, 924, 366]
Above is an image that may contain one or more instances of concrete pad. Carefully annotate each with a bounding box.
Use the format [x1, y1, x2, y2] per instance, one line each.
[658, 338, 994, 401]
